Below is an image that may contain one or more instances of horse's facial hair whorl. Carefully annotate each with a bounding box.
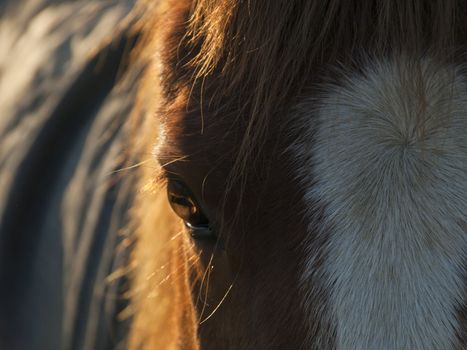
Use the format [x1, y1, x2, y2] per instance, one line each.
[296, 58, 467, 350]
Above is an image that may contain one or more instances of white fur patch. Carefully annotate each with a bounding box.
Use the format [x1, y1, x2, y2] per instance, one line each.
[298, 59, 467, 349]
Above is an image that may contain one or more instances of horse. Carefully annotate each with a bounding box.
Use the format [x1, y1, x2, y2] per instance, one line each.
[127, 0, 467, 349]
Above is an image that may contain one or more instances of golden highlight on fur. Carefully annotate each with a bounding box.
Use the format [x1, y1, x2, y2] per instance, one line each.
[127, 1, 467, 348]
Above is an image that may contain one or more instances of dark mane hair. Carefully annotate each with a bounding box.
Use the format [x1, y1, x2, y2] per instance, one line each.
[128, 1, 467, 348]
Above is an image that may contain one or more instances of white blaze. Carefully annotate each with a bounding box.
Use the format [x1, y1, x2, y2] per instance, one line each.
[299, 59, 467, 349]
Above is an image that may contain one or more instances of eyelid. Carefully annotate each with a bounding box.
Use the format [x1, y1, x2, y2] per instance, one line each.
[185, 221, 214, 240]
[157, 168, 184, 189]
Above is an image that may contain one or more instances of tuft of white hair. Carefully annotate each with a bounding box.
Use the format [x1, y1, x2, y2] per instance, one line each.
[298, 58, 467, 349]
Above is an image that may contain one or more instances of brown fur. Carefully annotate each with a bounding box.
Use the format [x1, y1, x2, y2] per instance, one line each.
[127, 1, 467, 348]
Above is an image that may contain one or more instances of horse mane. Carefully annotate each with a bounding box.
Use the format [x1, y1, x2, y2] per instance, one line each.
[127, 1, 467, 349]
[161, 0, 467, 216]
[187, 0, 465, 180]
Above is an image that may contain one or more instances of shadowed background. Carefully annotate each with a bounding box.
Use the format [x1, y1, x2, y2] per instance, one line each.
[0, 1, 141, 348]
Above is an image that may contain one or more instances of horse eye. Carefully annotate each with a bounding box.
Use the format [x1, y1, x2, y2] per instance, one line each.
[166, 177, 214, 240]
